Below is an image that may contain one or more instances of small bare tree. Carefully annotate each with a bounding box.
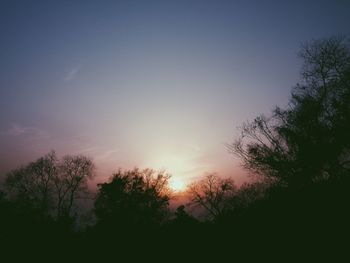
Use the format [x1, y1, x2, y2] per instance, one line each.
[188, 174, 236, 219]
[54, 155, 94, 218]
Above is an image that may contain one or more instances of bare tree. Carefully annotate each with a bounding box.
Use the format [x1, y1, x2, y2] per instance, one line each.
[5, 152, 95, 220]
[188, 174, 236, 219]
[299, 36, 350, 87]
[54, 155, 94, 218]
[5, 151, 57, 216]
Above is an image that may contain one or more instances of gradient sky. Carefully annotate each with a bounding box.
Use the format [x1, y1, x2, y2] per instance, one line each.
[1, 0, 349, 187]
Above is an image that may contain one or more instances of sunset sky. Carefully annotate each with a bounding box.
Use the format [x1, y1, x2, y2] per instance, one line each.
[1, 0, 349, 187]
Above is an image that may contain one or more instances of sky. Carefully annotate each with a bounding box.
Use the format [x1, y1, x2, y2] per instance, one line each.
[1, 0, 349, 188]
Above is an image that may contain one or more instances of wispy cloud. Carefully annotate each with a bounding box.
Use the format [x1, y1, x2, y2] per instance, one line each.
[71, 145, 119, 161]
[64, 65, 81, 82]
[5, 123, 49, 139]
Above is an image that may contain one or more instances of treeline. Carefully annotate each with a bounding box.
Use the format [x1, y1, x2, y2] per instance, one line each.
[1, 36, 350, 254]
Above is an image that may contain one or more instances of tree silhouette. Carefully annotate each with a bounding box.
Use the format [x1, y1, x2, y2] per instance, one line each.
[94, 168, 171, 231]
[4, 152, 95, 222]
[54, 155, 95, 218]
[188, 174, 236, 219]
[229, 36, 350, 188]
[173, 205, 198, 224]
[229, 181, 269, 210]
[5, 151, 57, 218]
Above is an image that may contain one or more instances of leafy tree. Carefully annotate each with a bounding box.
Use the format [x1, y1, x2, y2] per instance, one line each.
[229, 36, 350, 188]
[188, 174, 236, 219]
[94, 168, 171, 228]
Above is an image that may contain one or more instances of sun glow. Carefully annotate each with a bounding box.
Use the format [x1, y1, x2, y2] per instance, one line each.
[144, 152, 196, 192]
[169, 178, 187, 192]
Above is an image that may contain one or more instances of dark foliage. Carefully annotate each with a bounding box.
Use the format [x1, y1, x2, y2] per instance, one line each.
[94, 168, 171, 233]
[229, 36, 350, 188]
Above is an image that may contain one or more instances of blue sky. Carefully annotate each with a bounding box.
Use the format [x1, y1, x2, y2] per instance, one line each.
[1, 0, 349, 186]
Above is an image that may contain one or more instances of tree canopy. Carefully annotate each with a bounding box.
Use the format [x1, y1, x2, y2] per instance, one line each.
[94, 168, 171, 229]
[229, 36, 350, 188]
